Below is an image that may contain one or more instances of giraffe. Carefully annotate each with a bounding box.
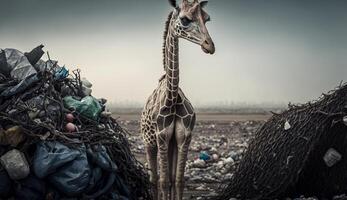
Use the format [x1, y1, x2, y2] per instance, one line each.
[140, 0, 215, 199]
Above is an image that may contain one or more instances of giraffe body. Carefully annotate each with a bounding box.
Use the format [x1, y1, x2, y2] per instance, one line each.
[141, 1, 215, 199]
[141, 76, 195, 200]
[141, 75, 196, 147]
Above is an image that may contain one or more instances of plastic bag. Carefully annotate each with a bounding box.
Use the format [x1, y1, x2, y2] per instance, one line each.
[24, 45, 45, 66]
[34, 59, 61, 73]
[49, 144, 91, 196]
[84, 172, 117, 199]
[34, 142, 91, 196]
[87, 144, 117, 171]
[54, 66, 69, 80]
[4, 48, 37, 80]
[63, 96, 102, 120]
[0, 73, 39, 97]
[0, 50, 11, 77]
[33, 142, 81, 178]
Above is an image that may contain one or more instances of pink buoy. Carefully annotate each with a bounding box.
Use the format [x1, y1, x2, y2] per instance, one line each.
[66, 113, 74, 122]
[66, 123, 76, 132]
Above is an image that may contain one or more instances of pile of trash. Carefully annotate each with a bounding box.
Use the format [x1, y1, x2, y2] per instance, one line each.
[216, 83, 347, 200]
[0, 45, 151, 200]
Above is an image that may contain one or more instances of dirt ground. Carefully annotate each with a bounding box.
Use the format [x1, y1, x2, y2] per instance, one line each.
[114, 113, 269, 199]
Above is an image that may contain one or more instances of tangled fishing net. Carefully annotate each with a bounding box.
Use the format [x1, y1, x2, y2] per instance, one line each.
[216, 83, 347, 200]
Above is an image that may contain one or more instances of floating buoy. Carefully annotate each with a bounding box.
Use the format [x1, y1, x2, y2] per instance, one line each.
[65, 113, 74, 122]
[66, 123, 76, 132]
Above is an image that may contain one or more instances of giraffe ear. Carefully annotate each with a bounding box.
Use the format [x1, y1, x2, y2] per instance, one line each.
[199, 0, 208, 8]
[168, 0, 177, 8]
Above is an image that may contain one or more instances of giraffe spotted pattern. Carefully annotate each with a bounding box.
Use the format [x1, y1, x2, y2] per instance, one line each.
[141, 78, 195, 146]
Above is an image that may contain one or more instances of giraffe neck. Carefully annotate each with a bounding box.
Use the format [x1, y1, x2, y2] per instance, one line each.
[164, 16, 179, 106]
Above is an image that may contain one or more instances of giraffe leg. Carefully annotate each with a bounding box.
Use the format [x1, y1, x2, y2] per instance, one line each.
[145, 145, 158, 200]
[157, 124, 174, 200]
[174, 121, 192, 200]
[168, 135, 178, 200]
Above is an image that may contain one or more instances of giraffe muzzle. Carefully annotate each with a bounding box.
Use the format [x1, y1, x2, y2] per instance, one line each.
[201, 39, 215, 54]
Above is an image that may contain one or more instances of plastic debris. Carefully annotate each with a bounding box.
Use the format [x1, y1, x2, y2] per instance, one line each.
[0, 50, 10, 76]
[33, 141, 82, 178]
[0, 73, 39, 97]
[284, 120, 291, 130]
[323, 148, 342, 167]
[0, 46, 151, 199]
[24, 44, 45, 66]
[54, 66, 69, 80]
[193, 159, 206, 168]
[82, 86, 92, 96]
[199, 151, 211, 161]
[0, 125, 26, 146]
[63, 96, 102, 120]
[87, 144, 118, 171]
[212, 153, 219, 160]
[0, 149, 30, 180]
[82, 77, 93, 88]
[4, 48, 37, 80]
[49, 144, 91, 196]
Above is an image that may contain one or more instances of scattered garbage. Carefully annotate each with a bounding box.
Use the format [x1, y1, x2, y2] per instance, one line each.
[323, 148, 342, 167]
[0, 46, 151, 199]
[212, 153, 219, 161]
[284, 120, 291, 130]
[199, 151, 211, 161]
[193, 159, 206, 168]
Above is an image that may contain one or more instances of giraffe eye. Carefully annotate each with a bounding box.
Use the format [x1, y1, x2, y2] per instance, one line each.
[180, 17, 192, 27]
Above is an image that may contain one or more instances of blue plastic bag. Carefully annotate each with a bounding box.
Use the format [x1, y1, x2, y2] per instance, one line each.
[33, 142, 81, 178]
[49, 145, 91, 196]
[33, 142, 91, 196]
[54, 67, 69, 80]
[0, 73, 39, 97]
[87, 144, 118, 171]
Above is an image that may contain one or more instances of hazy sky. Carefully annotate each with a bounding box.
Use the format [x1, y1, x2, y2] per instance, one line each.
[0, 0, 346, 106]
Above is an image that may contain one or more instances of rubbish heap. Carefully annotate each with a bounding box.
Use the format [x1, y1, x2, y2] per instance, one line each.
[216, 83, 347, 200]
[0, 45, 151, 200]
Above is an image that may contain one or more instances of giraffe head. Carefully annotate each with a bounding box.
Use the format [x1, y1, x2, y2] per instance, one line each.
[169, 0, 215, 54]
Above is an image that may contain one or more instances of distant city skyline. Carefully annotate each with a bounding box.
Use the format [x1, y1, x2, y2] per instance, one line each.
[0, 0, 346, 105]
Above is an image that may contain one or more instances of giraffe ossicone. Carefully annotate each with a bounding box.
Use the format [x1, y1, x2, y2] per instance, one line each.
[141, 0, 215, 199]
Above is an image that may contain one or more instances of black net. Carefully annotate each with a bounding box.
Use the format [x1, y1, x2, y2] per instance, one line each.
[216, 83, 347, 200]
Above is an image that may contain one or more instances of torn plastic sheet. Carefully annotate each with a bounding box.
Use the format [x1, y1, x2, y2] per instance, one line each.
[4, 48, 37, 80]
